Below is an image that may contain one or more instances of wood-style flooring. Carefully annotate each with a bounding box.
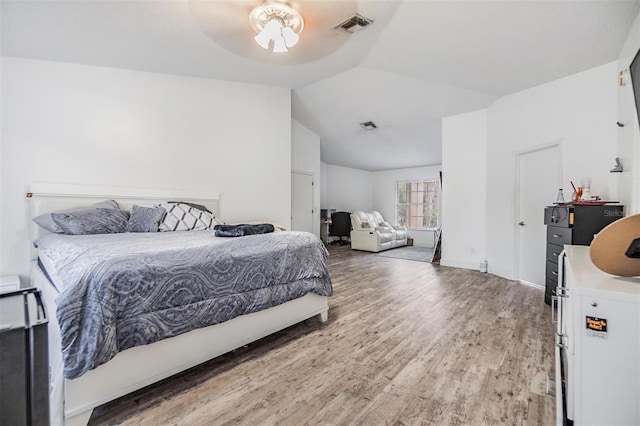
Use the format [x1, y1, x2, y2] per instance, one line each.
[90, 245, 555, 425]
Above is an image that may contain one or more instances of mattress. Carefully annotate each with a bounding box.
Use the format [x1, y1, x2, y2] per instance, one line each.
[34, 230, 332, 379]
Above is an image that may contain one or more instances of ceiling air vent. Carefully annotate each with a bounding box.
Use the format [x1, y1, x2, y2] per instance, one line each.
[334, 14, 374, 34]
[360, 121, 377, 130]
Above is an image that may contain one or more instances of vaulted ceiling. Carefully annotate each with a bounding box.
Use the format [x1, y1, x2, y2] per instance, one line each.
[2, 0, 639, 170]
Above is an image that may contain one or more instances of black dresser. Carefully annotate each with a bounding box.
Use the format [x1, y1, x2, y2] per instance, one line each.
[0, 288, 49, 425]
[543, 204, 624, 304]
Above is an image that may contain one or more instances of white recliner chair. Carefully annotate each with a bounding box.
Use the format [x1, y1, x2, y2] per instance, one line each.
[371, 211, 408, 243]
[350, 211, 408, 252]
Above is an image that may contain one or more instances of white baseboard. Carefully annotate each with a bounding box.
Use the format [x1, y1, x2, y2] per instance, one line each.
[519, 279, 544, 289]
[440, 258, 480, 271]
[487, 265, 514, 281]
[440, 258, 518, 283]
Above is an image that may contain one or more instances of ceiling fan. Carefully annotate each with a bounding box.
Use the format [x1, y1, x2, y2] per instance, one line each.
[187, 0, 363, 65]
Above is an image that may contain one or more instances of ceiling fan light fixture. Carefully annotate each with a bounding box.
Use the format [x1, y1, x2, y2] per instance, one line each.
[254, 19, 276, 49]
[281, 26, 299, 48]
[250, 1, 304, 53]
[272, 32, 289, 53]
[254, 18, 281, 49]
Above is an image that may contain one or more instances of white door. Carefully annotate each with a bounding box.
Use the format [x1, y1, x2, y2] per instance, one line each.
[516, 144, 561, 287]
[291, 172, 314, 233]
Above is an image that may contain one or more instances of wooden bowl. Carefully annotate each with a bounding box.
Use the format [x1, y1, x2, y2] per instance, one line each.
[590, 214, 640, 277]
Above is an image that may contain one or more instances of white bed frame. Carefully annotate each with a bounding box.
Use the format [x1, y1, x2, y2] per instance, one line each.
[27, 182, 329, 426]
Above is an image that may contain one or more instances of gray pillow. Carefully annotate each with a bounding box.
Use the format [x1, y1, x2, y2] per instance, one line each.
[51, 208, 129, 235]
[127, 205, 166, 233]
[33, 200, 121, 233]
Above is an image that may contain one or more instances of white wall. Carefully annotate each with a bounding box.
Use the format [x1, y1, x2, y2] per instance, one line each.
[320, 162, 328, 208]
[322, 163, 373, 213]
[1, 57, 292, 279]
[486, 62, 619, 279]
[292, 120, 321, 236]
[371, 165, 441, 248]
[617, 11, 640, 214]
[441, 110, 488, 269]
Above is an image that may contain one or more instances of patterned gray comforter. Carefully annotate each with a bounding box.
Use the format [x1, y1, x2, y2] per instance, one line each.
[35, 230, 332, 379]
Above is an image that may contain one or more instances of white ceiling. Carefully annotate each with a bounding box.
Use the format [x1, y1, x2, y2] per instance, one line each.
[2, 0, 639, 171]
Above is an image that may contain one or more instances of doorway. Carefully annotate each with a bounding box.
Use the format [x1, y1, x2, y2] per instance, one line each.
[291, 171, 314, 234]
[515, 143, 562, 287]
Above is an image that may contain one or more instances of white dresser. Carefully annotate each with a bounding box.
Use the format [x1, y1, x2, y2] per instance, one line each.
[556, 246, 640, 425]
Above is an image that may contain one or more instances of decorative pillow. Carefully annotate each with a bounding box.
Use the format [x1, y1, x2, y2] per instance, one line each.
[361, 221, 370, 229]
[51, 208, 129, 235]
[33, 200, 121, 233]
[166, 201, 212, 214]
[158, 202, 221, 232]
[127, 205, 166, 233]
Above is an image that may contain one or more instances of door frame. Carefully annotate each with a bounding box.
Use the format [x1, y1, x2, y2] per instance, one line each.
[291, 170, 315, 234]
[513, 140, 564, 285]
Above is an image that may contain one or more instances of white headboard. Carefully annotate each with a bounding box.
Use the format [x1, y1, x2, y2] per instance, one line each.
[27, 182, 220, 260]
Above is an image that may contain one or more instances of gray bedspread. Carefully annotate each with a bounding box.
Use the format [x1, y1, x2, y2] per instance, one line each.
[35, 230, 332, 379]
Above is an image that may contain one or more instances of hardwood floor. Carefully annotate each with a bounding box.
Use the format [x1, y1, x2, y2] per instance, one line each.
[90, 245, 555, 425]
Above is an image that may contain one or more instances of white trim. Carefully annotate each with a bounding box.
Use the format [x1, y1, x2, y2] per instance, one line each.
[440, 258, 479, 271]
[519, 279, 545, 289]
[28, 182, 219, 202]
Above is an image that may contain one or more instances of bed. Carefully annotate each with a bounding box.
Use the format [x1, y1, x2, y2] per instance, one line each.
[27, 182, 332, 426]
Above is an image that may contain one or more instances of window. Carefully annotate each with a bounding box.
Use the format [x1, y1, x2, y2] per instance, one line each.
[395, 180, 439, 229]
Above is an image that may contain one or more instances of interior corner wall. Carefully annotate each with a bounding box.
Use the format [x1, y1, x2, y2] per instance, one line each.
[371, 165, 442, 248]
[292, 120, 321, 236]
[320, 161, 328, 207]
[441, 110, 488, 270]
[322, 164, 372, 213]
[486, 62, 619, 280]
[616, 11, 640, 214]
[1, 57, 292, 279]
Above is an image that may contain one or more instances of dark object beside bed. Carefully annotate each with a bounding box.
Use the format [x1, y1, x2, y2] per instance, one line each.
[0, 289, 49, 426]
[214, 223, 274, 237]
